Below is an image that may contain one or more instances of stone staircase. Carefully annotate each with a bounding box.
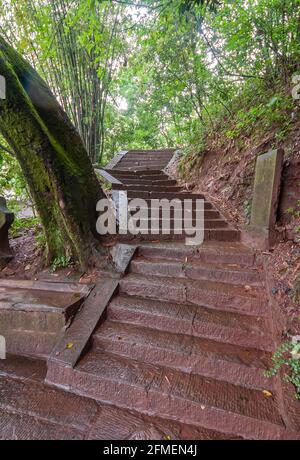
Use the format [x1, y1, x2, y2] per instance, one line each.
[44, 150, 299, 440]
[1, 149, 299, 439]
[1, 355, 200, 440]
[103, 149, 240, 243]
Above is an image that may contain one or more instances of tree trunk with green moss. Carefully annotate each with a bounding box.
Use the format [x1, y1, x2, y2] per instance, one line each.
[0, 36, 105, 268]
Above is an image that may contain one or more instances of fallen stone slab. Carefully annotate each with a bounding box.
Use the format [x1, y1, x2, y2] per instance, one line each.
[47, 278, 119, 370]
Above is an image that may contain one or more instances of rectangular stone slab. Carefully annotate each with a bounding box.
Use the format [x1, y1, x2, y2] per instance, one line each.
[247, 149, 284, 249]
[250, 149, 284, 230]
[48, 278, 119, 368]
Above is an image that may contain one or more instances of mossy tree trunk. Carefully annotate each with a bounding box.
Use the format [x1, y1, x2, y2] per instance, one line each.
[0, 36, 105, 268]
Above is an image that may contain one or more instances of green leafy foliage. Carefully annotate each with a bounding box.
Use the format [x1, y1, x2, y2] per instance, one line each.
[50, 255, 73, 273]
[10, 216, 40, 238]
[265, 341, 300, 399]
[1, 0, 300, 271]
[1, 0, 299, 161]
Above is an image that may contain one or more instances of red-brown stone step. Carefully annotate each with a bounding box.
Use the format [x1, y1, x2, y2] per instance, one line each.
[113, 168, 164, 173]
[127, 199, 213, 211]
[106, 295, 272, 351]
[137, 218, 228, 229]
[49, 349, 285, 439]
[119, 155, 172, 160]
[0, 355, 95, 439]
[114, 185, 184, 192]
[116, 175, 170, 182]
[209, 229, 240, 242]
[118, 154, 170, 160]
[137, 242, 256, 266]
[108, 170, 168, 179]
[3, 355, 232, 440]
[123, 155, 173, 159]
[116, 178, 178, 186]
[127, 191, 205, 200]
[118, 160, 168, 167]
[119, 274, 266, 316]
[94, 320, 273, 388]
[0, 409, 85, 440]
[106, 228, 240, 243]
[129, 207, 220, 218]
[130, 257, 263, 286]
[122, 152, 174, 159]
[125, 149, 175, 154]
[0, 375, 98, 434]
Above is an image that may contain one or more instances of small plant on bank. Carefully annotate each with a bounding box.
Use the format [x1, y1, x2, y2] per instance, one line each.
[50, 255, 73, 273]
[265, 340, 300, 399]
[243, 200, 252, 221]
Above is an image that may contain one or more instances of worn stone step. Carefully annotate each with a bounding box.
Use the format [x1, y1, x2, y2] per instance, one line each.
[117, 162, 171, 168]
[119, 274, 266, 316]
[123, 154, 173, 159]
[4, 355, 227, 440]
[113, 185, 183, 192]
[137, 242, 257, 266]
[127, 147, 176, 155]
[124, 218, 216, 235]
[0, 355, 90, 439]
[127, 191, 206, 200]
[2, 355, 195, 440]
[137, 218, 228, 229]
[118, 165, 169, 171]
[118, 160, 168, 166]
[47, 349, 286, 439]
[129, 208, 221, 219]
[113, 168, 164, 174]
[124, 152, 174, 159]
[117, 165, 163, 175]
[108, 229, 240, 243]
[120, 153, 172, 158]
[128, 200, 213, 210]
[130, 257, 263, 286]
[109, 174, 170, 182]
[93, 320, 273, 388]
[107, 169, 168, 177]
[107, 295, 272, 351]
[114, 175, 170, 183]
[116, 178, 178, 186]
[0, 407, 85, 440]
[119, 153, 172, 159]
[124, 150, 174, 155]
[108, 233, 185, 243]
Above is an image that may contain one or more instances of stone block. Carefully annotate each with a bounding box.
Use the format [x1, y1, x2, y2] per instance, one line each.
[248, 149, 284, 249]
